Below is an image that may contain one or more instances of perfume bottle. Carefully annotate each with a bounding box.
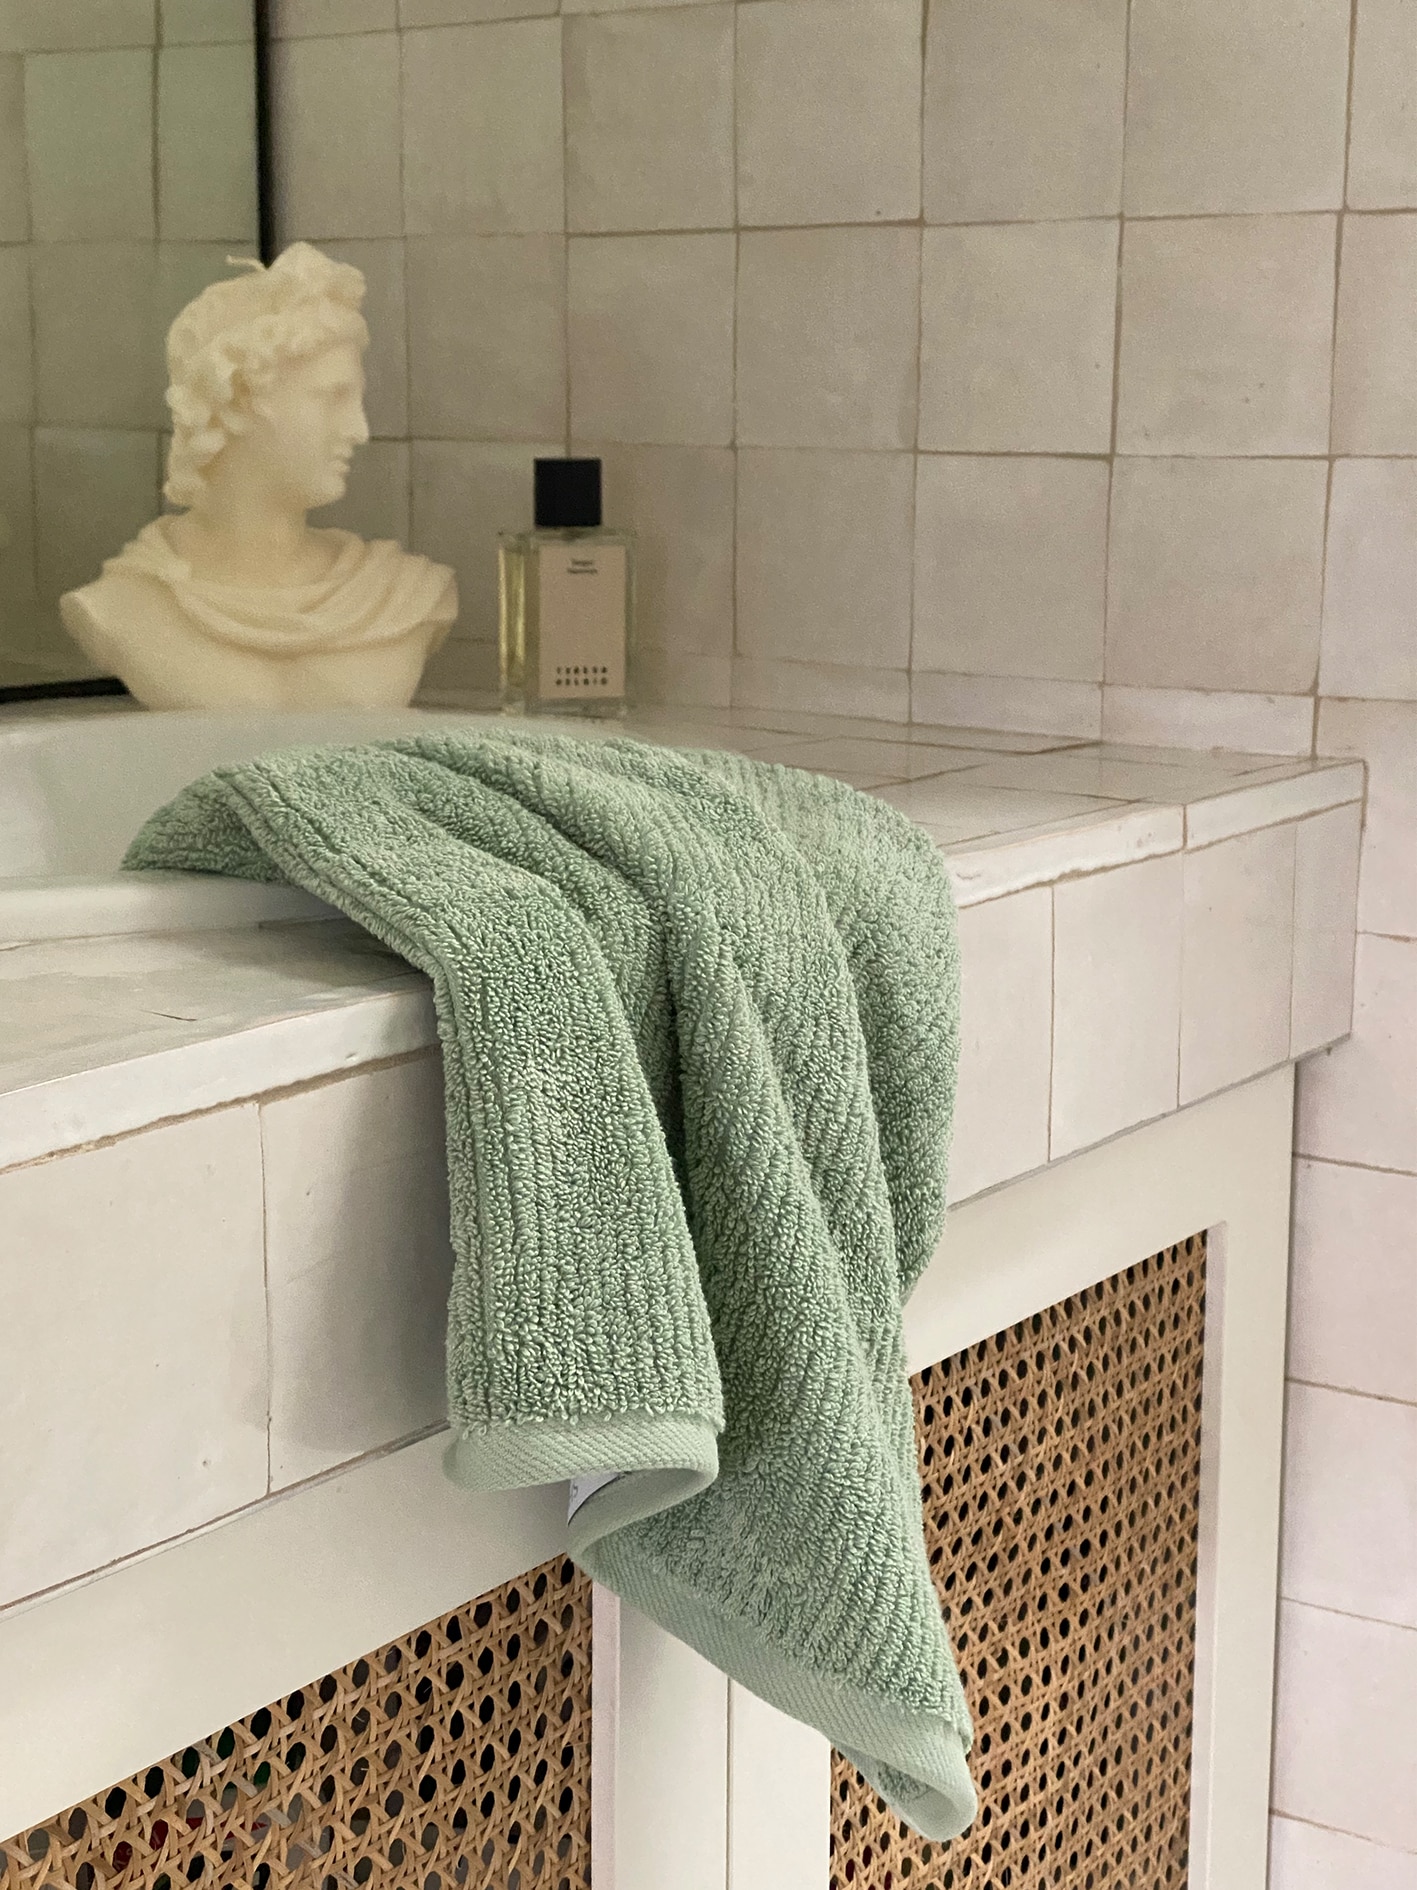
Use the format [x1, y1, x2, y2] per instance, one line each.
[498, 458, 634, 716]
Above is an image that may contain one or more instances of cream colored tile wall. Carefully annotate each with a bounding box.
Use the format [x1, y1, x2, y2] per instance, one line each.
[270, 0, 1416, 1875]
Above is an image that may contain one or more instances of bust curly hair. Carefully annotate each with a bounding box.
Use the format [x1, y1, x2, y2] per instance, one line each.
[164, 242, 369, 508]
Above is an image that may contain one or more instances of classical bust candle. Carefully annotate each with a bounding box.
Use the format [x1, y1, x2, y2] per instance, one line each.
[498, 458, 634, 716]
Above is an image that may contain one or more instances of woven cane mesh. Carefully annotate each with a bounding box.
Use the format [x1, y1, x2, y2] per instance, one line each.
[832, 1234, 1207, 1889]
[1, 1555, 592, 1890]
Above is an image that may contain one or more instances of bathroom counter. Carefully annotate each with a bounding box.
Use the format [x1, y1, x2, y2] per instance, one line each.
[0, 703, 1359, 1863]
[0, 703, 1363, 1187]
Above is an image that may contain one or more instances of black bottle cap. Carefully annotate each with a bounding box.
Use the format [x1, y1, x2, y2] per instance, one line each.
[534, 458, 603, 530]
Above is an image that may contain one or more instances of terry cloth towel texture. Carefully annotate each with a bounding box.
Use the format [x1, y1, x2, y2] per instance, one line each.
[124, 727, 976, 1839]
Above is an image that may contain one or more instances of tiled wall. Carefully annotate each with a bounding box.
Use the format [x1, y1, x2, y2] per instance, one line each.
[269, 2, 1417, 1881]
[0, 0, 258, 689]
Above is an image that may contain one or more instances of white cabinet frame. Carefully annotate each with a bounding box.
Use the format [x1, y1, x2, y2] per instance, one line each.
[0, 1069, 1294, 1890]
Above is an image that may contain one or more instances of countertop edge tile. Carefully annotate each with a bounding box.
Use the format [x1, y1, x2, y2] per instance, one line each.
[1184, 760, 1367, 848]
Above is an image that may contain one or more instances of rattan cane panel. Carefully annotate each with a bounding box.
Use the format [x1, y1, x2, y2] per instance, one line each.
[832, 1234, 1207, 1889]
[1, 1555, 592, 1890]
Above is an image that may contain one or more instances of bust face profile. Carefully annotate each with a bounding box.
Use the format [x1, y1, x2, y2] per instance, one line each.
[214, 336, 369, 514]
[60, 243, 457, 711]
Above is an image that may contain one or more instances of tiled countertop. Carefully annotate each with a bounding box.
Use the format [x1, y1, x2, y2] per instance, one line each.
[0, 702, 1364, 1623]
[0, 703, 1364, 1187]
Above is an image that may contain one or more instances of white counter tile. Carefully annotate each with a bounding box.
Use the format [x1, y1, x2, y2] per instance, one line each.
[0, 922, 435, 1170]
[1181, 824, 1296, 1104]
[956, 749, 1297, 805]
[1185, 760, 1364, 848]
[1292, 803, 1363, 1056]
[752, 737, 990, 790]
[264, 1056, 455, 1488]
[876, 776, 1115, 841]
[1051, 854, 1183, 1157]
[942, 803, 1183, 906]
[1289, 1158, 1417, 1407]
[0, 1107, 267, 1609]
[950, 888, 1052, 1200]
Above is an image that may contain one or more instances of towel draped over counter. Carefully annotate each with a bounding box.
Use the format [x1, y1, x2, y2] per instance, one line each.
[124, 728, 976, 1839]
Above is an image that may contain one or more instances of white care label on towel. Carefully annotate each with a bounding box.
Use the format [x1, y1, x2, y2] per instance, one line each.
[569, 1470, 625, 1522]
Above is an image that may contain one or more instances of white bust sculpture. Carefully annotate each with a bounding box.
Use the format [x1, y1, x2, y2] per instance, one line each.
[61, 243, 457, 710]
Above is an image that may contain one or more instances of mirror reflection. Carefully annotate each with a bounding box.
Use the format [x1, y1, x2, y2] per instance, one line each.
[0, 0, 260, 694]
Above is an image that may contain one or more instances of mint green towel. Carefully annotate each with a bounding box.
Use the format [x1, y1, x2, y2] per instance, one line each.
[124, 728, 975, 1838]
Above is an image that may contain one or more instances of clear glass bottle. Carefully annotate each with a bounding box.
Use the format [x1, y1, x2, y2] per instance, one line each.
[498, 458, 634, 716]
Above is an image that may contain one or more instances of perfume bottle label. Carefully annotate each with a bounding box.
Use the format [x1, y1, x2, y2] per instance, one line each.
[536, 543, 627, 699]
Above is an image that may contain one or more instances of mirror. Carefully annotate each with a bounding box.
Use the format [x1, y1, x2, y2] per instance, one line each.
[0, 0, 264, 699]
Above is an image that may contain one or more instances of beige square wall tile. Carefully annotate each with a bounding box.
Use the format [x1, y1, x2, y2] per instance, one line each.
[732, 655, 910, 725]
[736, 449, 913, 670]
[270, 0, 395, 32]
[1348, 0, 1417, 209]
[737, 0, 921, 227]
[920, 222, 1117, 454]
[1320, 460, 1417, 702]
[1117, 215, 1336, 455]
[951, 887, 1052, 1199]
[1292, 802, 1362, 1057]
[401, 0, 555, 21]
[1052, 854, 1183, 1157]
[737, 227, 920, 451]
[1296, 932, 1417, 1171]
[271, 32, 402, 241]
[1124, 0, 1349, 215]
[629, 646, 732, 710]
[402, 19, 563, 237]
[411, 437, 560, 644]
[0, 244, 30, 423]
[1269, 1819, 1417, 1890]
[924, 0, 1126, 223]
[564, 0, 702, 10]
[319, 238, 407, 439]
[407, 234, 567, 442]
[264, 1059, 454, 1488]
[1318, 696, 1417, 937]
[314, 439, 410, 547]
[1101, 683, 1316, 755]
[0, 1108, 267, 1609]
[1281, 1381, 1417, 1629]
[1181, 823, 1296, 1104]
[1289, 1157, 1417, 1405]
[589, 444, 734, 659]
[0, 55, 28, 241]
[914, 455, 1108, 682]
[567, 7, 732, 234]
[158, 41, 258, 242]
[0, 0, 155, 49]
[160, 0, 253, 42]
[25, 46, 154, 240]
[32, 242, 163, 429]
[1333, 215, 1417, 454]
[1106, 458, 1327, 694]
[912, 670, 1103, 739]
[418, 634, 499, 700]
[33, 426, 158, 612]
[570, 234, 734, 447]
[1272, 1601, 1417, 1852]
